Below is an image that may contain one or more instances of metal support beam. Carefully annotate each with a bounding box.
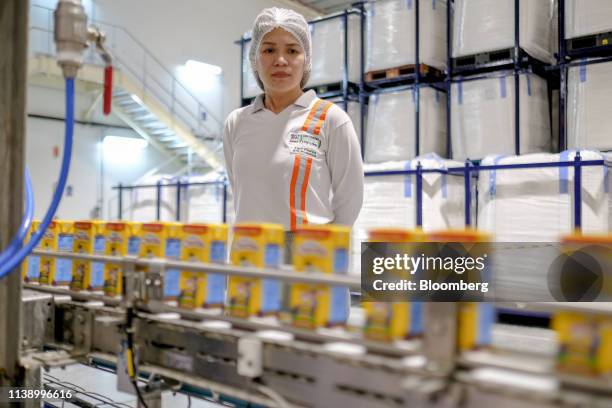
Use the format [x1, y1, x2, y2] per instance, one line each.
[0, 0, 28, 384]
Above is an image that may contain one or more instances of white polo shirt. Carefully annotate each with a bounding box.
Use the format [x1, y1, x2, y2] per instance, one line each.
[223, 90, 364, 230]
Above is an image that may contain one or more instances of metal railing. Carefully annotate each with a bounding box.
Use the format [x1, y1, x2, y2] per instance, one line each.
[364, 154, 609, 231]
[28, 4, 222, 141]
[113, 179, 228, 222]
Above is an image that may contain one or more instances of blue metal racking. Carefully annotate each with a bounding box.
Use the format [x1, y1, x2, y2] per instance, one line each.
[361, 0, 447, 158]
[446, 0, 561, 159]
[112, 179, 228, 223]
[364, 154, 608, 232]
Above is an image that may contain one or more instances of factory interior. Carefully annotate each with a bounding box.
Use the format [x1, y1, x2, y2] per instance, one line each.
[1, 0, 612, 406]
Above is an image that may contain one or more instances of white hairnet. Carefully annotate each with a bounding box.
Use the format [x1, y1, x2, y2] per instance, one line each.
[249, 7, 311, 90]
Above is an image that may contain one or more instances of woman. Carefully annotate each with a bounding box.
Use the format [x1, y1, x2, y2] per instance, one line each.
[223, 7, 364, 255]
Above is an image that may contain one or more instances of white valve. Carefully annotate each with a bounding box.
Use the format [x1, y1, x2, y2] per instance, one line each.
[54, 0, 88, 78]
[54, 0, 113, 79]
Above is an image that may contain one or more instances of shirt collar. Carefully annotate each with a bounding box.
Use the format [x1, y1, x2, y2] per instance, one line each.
[250, 90, 317, 114]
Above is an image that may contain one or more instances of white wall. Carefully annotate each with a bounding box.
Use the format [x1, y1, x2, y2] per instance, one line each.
[26, 85, 181, 221]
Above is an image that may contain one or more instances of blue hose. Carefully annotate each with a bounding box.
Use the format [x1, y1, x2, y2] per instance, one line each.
[0, 169, 34, 266]
[0, 78, 74, 278]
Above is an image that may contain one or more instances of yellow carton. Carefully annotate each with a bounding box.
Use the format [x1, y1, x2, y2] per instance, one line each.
[22, 220, 41, 282]
[139, 222, 167, 261]
[228, 223, 284, 318]
[127, 222, 142, 256]
[163, 222, 183, 301]
[71, 221, 105, 291]
[178, 224, 228, 309]
[429, 229, 494, 351]
[38, 221, 58, 285]
[103, 221, 137, 297]
[553, 311, 612, 376]
[290, 225, 350, 329]
[39, 221, 66, 285]
[363, 228, 425, 342]
[54, 221, 75, 286]
[560, 234, 612, 300]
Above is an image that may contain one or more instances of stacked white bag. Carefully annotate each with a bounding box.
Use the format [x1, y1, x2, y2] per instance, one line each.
[351, 154, 467, 274]
[365, 0, 447, 72]
[329, 98, 364, 144]
[309, 14, 361, 87]
[478, 151, 611, 241]
[567, 60, 612, 151]
[565, 0, 612, 39]
[182, 172, 229, 224]
[477, 151, 611, 300]
[453, 0, 556, 63]
[451, 72, 551, 160]
[366, 87, 446, 163]
[126, 175, 178, 222]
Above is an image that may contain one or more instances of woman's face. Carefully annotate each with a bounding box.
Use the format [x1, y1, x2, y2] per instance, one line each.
[257, 27, 305, 94]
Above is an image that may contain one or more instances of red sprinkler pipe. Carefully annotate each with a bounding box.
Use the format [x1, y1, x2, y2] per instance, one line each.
[103, 65, 113, 115]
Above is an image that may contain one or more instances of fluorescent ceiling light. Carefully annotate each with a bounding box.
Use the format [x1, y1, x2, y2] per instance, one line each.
[103, 135, 148, 151]
[103, 135, 148, 165]
[185, 59, 222, 76]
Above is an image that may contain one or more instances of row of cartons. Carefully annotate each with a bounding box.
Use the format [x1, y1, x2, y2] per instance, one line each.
[22, 221, 353, 330]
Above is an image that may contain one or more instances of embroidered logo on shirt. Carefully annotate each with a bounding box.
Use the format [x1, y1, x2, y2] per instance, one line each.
[288, 131, 321, 159]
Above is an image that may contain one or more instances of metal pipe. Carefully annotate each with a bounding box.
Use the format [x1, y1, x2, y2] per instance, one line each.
[513, 0, 521, 155]
[446, 0, 452, 159]
[416, 162, 423, 227]
[175, 180, 181, 221]
[415, 0, 421, 156]
[112, 181, 224, 190]
[30, 250, 361, 289]
[365, 168, 449, 177]
[464, 161, 471, 227]
[155, 180, 161, 221]
[359, 1, 366, 158]
[365, 160, 605, 178]
[239, 36, 245, 106]
[342, 10, 349, 111]
[573, 152, 582, 231]
[0, 0, 28, 382]
[559, 64, 567, 152]
[118, 183, 123, 220]
[558, 0, 566, 62]
[445, 159, 604, 173]
[222, 182, 228, 223]
[24, 283, 122, 306]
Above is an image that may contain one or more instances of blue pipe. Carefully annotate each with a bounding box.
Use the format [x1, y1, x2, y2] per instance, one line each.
[573, 152, 582, 231]
[0, 170, 34, 265]
[464, 161, 472, 227]
[0, 78, 74, 278]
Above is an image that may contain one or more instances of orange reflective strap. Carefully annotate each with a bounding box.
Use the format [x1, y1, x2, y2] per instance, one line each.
[289, 154, 302, 231]
[289, 98, 334, 230]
